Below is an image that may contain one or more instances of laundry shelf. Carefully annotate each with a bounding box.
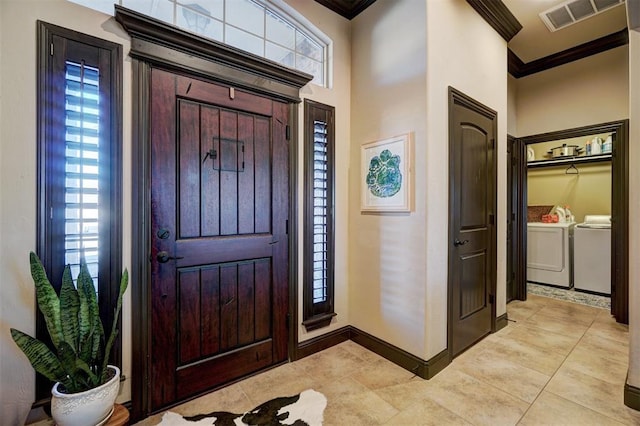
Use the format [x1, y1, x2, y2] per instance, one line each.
[527, 153, 611, 168]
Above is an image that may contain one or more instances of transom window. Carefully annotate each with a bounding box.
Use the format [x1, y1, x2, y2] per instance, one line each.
[69, 0, 329, 86]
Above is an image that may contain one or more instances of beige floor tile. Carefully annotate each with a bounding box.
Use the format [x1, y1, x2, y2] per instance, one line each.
[576, 332, 628, 362]
[479, 334, 567, 376]
[293, 344, 369, 384]
[315, 376, 370, 401]
[237, 362, 316, 406]
[374, 380, 431, 411]
[455, 350, 550, 403]
[351, 357, 417, 390]
[586, 314, 630, 344]
[339, 340, 385, 363]
[384, 397, 473, 426]
[322, 390, 399, 426]
[522, 312, 590, 338]
[505, 323, 581, 355]
[518, 390, 625, 426]
[421, 369, 529, 426]
[507, 300, 544, 322]
[562, 344, 628, 385]
[545, 365, 640, 424]
[166, 382, 253, 417]
[535, 303, 601, 326]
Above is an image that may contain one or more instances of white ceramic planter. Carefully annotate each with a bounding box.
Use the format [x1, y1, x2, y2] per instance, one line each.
[51, 365, 120, 426]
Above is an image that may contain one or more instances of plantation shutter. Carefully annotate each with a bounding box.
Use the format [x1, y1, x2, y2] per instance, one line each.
[64, 61, 100, 287]
[312, 120, 329, 305]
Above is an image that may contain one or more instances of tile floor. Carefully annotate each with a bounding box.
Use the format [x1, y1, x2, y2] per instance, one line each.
[135, 294, 636, 425]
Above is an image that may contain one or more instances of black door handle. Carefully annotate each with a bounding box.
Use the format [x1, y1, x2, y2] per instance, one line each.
[156, 251, 184, 263]
[453, 239, 469, 247]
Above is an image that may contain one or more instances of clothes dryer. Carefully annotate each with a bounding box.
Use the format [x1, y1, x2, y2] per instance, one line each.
[573, 215, 611, 295]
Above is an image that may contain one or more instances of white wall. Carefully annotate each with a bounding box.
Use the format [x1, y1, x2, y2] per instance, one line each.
[0, 0, 349, 422]
[349, 0, 428, 358]
[515, 46, 629, 137]
[627, 27, 640, 390]
[349, 0, 507, 361]
[424, 0, 508, 358]
[0, 2, 133, 423]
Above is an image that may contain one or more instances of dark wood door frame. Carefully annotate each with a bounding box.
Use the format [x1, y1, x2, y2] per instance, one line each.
[447, 87, 498, 359]
[513, 120, 629, 324]
[115, 7, 312, 420]
[507, 135, 528, 302]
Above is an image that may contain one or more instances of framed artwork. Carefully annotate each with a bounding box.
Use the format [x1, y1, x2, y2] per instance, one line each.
[361, 133, 412, 212]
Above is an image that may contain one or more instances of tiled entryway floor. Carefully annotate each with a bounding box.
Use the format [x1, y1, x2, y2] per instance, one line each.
[136, 294, 636, 425]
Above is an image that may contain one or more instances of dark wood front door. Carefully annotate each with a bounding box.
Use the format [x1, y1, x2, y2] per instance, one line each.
[149, 68, 290, 411]
[448, 87, 497, 358]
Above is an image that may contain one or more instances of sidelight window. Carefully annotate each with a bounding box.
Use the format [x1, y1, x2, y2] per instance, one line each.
[36, 21, 122, 402]
[302, 100, 336, 331]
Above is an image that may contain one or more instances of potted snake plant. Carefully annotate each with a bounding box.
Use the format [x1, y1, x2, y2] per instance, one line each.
[10, 252, 128, 426]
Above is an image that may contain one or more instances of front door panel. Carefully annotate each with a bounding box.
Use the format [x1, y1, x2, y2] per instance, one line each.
[149, 68, 289, 411]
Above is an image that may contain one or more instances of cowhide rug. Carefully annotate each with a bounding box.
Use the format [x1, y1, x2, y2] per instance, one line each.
[158, 389, 327, 426]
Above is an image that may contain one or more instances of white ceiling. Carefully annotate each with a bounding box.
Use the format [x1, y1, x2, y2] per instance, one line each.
[504, 0, 628, 63]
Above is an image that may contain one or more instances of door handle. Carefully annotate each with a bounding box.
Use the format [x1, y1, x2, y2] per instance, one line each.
[453, 239, 469, 247]
[156, 251, 184, 263]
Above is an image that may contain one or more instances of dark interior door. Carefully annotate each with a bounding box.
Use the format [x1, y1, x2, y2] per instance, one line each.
[149, 68, 290, 411]
[448, 87, 497, 358]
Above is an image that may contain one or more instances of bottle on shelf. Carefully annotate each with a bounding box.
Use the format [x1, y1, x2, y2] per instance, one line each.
[585, 139, 591, 155]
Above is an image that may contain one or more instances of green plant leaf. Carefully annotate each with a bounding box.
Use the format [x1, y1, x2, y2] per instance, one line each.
[77, 257, 100, 355]
[30, 252, 63, 350]
[56, 340, 81, 392]
[59, 266, 80, 352]
[10, 328, 67, 384]
[101, 269, 128, 382]
[90, 312, 105, 366]
[73, 357, 99, 391]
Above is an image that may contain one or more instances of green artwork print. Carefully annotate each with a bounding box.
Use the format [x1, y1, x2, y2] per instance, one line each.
[366, 149, 402, 198]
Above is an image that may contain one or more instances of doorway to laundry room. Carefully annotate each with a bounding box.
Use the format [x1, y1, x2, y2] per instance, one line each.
[510, 120, 628, 324]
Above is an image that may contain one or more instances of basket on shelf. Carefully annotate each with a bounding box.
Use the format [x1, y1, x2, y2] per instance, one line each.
[527, 205, 554, 223]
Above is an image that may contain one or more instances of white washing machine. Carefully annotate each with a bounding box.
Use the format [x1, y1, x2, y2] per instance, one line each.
[574, 215, 611, 295]
[527, 222, 575, 288]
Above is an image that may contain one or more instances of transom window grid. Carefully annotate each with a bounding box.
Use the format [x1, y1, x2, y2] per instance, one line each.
[69, 0, 327, 86]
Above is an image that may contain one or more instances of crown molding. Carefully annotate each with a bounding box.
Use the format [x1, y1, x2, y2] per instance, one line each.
[466, 0, 523, 41]
[313, 0, 377, 20]
[509, 29, 629, 78]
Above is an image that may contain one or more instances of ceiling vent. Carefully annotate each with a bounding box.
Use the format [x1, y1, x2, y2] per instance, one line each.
[539, 0, 625, 32]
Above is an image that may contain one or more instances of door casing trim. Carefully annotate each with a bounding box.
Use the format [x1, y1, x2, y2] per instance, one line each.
[447, 87, 498, 361]
[117, 7, 311, 420]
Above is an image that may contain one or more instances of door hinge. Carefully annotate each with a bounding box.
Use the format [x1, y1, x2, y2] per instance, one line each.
[50, 43, 54, 56]
[489, 294, 495, 305]
[286, 313, 290, 329]
[285, 125, 291, 141]
[285, 219, 289, 235]
[491, 138, 495, 150]
[489, 214, 495, 225]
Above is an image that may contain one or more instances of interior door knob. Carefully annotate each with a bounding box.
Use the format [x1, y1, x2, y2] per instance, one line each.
[453, 239, 469, 247]
[156, 251, 184, 263]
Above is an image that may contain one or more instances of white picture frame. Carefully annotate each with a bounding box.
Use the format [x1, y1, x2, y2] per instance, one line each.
[360, 133, 412, 212]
